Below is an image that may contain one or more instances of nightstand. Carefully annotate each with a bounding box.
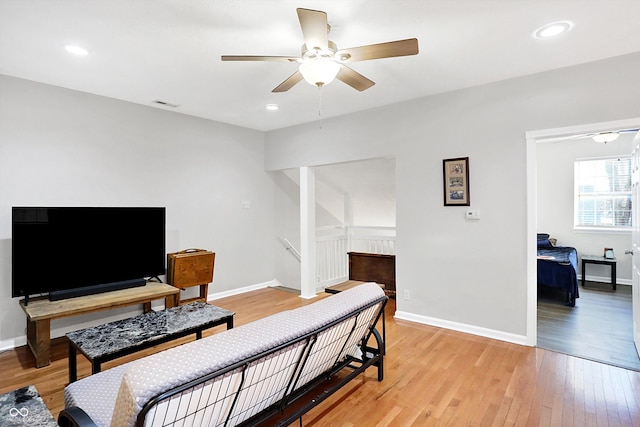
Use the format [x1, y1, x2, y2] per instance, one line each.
[581, 255, 617, 290]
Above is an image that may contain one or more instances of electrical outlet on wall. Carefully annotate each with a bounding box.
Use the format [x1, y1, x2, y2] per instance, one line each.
[403, 289, 410, 300]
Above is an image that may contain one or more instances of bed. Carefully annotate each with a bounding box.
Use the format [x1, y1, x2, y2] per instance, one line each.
[537, 233, 579, 306]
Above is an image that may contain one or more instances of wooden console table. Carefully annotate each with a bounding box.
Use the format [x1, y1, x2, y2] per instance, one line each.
[19, 282, 179, 368]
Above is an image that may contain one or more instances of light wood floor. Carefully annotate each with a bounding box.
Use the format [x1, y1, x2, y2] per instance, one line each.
[1, 287, 640, 426]
[537, 281, 640, 371]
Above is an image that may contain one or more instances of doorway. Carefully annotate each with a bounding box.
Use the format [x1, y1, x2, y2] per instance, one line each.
[273, 157, 396, 293]
[526, 118, 640, 370]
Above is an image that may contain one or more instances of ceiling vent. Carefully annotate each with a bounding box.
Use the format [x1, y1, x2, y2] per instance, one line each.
[152, 100, 180, 108]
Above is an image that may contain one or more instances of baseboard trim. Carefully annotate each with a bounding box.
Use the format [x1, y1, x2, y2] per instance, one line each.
[580, 274, 632, 286]
[394, 311, 528, 346]
[0, 337, 26, 353]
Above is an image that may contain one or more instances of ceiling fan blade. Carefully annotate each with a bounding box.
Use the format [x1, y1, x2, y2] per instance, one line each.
[272, 71, 304, 93]
[221, 55, 299, 62]
[337, 38, 419, 63]
[336, 65, 375, 91]
[550, 128, 640, 143]
[550, 134, 589, 143]
[297, 8, 328, 51]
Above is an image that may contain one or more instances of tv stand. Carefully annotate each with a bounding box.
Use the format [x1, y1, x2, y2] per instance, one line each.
[19, 282, 179, 368]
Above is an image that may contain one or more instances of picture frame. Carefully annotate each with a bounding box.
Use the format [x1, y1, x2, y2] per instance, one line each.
[443, 157, 470, 206]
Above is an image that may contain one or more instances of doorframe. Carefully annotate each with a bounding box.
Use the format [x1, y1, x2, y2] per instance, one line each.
[525, 117, 640, 346]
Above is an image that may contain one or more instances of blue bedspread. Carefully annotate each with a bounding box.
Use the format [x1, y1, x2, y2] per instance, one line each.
[537, 246, 579, 306]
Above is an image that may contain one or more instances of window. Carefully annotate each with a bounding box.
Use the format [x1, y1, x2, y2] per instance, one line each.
[574, 157, 632, 229]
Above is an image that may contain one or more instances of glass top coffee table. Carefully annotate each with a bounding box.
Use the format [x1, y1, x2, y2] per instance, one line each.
[67, 301, 234, 382]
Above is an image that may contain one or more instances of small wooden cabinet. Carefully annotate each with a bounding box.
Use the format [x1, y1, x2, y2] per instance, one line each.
[348, 252, 396, 295]
[167, 249, 215, 305]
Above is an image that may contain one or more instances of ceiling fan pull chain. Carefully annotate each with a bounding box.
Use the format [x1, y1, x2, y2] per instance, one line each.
[318, 85, 324, 129]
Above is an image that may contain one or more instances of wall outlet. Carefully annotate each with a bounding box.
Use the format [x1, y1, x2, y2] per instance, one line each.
[403, 289, 410, 300]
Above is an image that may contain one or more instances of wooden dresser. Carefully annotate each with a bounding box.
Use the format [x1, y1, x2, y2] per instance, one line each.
[348, 252, 396, 295]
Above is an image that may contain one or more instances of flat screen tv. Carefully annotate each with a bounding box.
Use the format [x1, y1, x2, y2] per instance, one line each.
[12, 207, 166, 303]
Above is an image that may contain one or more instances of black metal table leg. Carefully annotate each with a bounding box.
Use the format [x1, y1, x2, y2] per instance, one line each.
[68, 342, 77, 383]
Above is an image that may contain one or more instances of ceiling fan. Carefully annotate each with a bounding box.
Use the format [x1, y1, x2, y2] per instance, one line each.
[221, 8, 419, 92]
[550, 128, 640, 144]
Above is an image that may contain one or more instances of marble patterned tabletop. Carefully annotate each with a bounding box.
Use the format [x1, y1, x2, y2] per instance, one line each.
[67, 301, 235, 359]
[0, 385, 57, 426]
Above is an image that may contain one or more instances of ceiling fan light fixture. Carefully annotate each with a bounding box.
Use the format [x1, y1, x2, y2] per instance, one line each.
[222, 8, 419, 93]
[299, 59, 340, 87]
[592, 132, 620, 144]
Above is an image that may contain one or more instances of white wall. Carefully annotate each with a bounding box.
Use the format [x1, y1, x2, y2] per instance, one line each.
[272, 170, 302, 289]
[265, 52, 640, 342]
[314, 158, 396, 227]
[537, 134, 634, 283]
[0, 75, 276, 348]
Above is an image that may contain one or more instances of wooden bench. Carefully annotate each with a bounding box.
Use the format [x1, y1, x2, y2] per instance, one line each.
[19, 282, 179, 367]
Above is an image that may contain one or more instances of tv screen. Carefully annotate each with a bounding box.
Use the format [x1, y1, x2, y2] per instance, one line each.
[12, 207, 166, 301]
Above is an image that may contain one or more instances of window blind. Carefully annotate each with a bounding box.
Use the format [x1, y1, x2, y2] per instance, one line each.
[574, 157, 632, 229]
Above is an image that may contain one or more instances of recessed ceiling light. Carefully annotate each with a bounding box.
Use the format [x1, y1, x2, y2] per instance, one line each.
[534, 21, 573, 39]
[65, 45, 88, 55]
[265, 104, 279, 111]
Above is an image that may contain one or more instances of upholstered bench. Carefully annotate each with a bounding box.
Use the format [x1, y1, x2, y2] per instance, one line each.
[59, 283, 387, 427]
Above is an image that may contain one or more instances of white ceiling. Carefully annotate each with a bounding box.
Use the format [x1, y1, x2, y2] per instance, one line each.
[1, 1, 639, 132]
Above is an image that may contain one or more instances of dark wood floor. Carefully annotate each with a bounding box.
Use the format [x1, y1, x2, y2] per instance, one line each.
[2, 287, 640, 425]
[537, 281, 640, 371]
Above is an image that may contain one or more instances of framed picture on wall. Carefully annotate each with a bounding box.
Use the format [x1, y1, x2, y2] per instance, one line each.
[443, 157, 470, 206]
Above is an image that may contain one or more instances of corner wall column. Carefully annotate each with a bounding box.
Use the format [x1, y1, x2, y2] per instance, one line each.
[344, 193, 353, 251]
[300, 166, 317, 299]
